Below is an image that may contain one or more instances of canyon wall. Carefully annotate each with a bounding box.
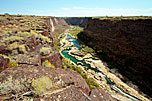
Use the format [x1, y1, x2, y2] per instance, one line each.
[64, 17, 89, 27]
[45, 17, 70, 44]
[78, 17, 152, 97]
[51, 17, 70, 34]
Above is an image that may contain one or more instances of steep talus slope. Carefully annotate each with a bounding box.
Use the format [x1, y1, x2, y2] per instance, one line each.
[78, 17, 152, 97]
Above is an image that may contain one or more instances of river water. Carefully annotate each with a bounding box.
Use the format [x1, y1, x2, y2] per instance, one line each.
[60, 31, 140, 101]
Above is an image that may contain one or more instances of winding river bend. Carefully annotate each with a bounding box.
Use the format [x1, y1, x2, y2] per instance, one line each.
[60, 29, 140, 101]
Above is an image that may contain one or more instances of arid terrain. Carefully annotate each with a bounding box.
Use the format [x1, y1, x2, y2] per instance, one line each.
[0, 14, 151, 101]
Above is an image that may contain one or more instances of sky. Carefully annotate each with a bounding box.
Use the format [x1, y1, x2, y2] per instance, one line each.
[0, 0, 152, 17]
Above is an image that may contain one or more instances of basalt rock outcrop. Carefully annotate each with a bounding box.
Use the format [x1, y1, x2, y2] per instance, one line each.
[78, 17, 152, 97]
[0, 65, 117, 101]
[41, 51, 63, 68]
[64, 17, 89, 27]
[0, 14, 69, 70]
[0, 65, 88, 100]
[0, 55, 9, 72]
[0, 15, 117, 101]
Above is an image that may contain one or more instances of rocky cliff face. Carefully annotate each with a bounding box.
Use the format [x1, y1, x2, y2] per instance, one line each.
[64, 17, 89, 27]
[0, 15, 116, 101]
[50, 17, 70, 34]
[43, 17, 70, 45]
[78, 17, 152, 97]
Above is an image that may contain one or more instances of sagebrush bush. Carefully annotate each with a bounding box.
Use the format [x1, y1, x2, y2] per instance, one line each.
[32, 76, 53, 95]
[42, 60, 55, 68]
[0, 76, 25, 94]
[8, 42, 26, 53]
[40, 47, 51, 56]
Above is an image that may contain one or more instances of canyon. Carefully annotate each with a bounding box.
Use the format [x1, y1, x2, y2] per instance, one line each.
[0, 14, 151, 100]
[78, 17, 152, 98]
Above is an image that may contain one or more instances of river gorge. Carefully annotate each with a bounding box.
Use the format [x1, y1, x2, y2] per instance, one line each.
[59, 26, 149, 101]
[0, 15, 151, 100]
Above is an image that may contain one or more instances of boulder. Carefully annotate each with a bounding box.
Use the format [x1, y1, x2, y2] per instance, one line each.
[89, 88, 117, 101]
[41, 51, 62, 68]
[0, 66, 90, 100]
[0, 55, 9, 72]
[13, 52, 41, 66]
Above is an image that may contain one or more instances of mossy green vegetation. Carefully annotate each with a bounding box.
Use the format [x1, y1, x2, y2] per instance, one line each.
[62, 58, 101, 90]
[17, 31, 32, 37]
[42, 60, 55, 68]
[30, 30, 51, 43]
[0, 54, 12, 59]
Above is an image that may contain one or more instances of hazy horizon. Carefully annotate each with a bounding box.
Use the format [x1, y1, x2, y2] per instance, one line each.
[0, 0, 152, 17]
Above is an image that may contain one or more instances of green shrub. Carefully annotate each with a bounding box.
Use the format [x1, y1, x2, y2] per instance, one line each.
[68, 26, 83, 37]
[85, 77, 101, 90]
[7, 60, 18, 68]
[38, 34, 51, 43]
[0, 76, 24, 95]
[62, 59, 101, 90]
[42, 60, 55, 68]
[83, 46, 95, 53]
[0, 76, 14, 94]
[17, 31, 31, 37]
[54, 43, 58, 51]
[32, 76, 53, 95]
[40, 47, 51, 56]
[8, 42, 26, 53]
